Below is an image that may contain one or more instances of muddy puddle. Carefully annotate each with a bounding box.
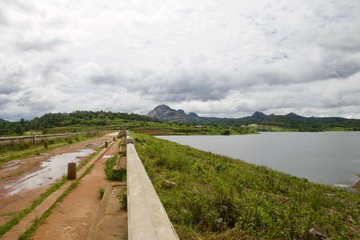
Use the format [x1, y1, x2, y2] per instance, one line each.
[0, 161, 22, 172]
[3, 149, 94, 195]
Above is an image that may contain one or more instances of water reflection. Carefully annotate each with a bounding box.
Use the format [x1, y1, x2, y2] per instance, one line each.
[4, 149, 94, 195]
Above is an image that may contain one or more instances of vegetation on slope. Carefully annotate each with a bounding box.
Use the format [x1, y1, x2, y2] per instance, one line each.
[133, 133, 360, 239]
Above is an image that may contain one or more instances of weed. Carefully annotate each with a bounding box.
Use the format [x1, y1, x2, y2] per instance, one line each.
[118, 188, 127, 210]
[98, 187, 105, 199]
[104, 156, 126, 181]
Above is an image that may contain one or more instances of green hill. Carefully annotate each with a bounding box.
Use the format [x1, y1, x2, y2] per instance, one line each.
[148, 105, 360, 132]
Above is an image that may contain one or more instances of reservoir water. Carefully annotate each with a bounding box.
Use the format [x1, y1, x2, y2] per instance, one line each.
[159, 132, 360, 187]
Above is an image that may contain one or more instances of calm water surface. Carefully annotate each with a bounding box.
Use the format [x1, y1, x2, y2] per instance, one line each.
[3, 149, 94, 195]
[159, 132, 360, 187]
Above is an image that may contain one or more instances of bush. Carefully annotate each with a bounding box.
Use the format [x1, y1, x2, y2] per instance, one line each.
[105, 156, 126, 181]
[98, 187, 105, 199]
[118, 188, 127, 210]
[221, 130, 230, 135]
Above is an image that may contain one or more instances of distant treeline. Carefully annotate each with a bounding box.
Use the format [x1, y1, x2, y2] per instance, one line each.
[198, 112, 360, 132]
[1, 110, 360, 137]
[0, 111, 157, 136]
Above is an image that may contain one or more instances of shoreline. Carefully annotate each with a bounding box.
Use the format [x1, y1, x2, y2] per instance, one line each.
[354, 179, 360, 191]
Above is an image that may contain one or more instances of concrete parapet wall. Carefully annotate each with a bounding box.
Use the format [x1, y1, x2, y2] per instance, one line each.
[127, 140, 179, 240]
[126, 135, 135, 145]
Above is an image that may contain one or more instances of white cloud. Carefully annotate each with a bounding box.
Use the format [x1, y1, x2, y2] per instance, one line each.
[0, 0, 360, 120]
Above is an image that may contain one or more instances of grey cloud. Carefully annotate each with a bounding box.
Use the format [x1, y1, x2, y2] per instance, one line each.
[3, 0, 38, 12]
[249, 50, 360, 88]
[29, 101, 55, 112]
[41, 58, 71, 79]
[0, 95, 10, 106]
[0, 68, 26, 94]
[129, 70, 233, 102]
[16, 38, 66, 52]
[0, 9, 8, 25]
[0, 84, 21, 94]
[325, 58, 360, 79]
[16, 89, 56, 111]
[320, 30, 360, 53]
[90, 74, 121, 86]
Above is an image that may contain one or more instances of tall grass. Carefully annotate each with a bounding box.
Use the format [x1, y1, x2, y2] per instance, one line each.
[134, 133, 360, 239]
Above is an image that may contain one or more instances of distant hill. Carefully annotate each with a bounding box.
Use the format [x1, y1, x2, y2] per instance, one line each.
[147, 104, 199, 123]
[0, 118, 6, 122]
[148, 105, 360, 131]
[0, 110, 158, 136]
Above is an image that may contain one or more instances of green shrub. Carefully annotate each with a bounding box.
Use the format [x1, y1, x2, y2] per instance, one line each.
[105, 156, 126, 181]
[118, 188, 127, 210]
[221, 130, 230, 135]
[98, 187, 105, 199]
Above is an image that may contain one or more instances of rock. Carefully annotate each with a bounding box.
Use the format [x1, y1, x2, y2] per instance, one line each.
[147, 105, 199, 123]
[162, 180, 176, 189]
[308, 227, 329, 240]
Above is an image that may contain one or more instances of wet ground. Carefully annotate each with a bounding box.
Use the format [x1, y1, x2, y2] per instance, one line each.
[3, 149, 95, 195]
[32, 139, 127, 240]
[0, 135, 112, 226]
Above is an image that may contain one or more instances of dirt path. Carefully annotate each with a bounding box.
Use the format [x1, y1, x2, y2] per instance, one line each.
[32, 139, 127, 240]
[0, 136, 111, 226]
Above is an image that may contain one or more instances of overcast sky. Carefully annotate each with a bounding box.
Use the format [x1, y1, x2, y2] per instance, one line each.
[1, 0, 360, 120]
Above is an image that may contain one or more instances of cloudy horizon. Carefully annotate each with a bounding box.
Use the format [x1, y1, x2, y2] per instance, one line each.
[1, 0, 360, 121]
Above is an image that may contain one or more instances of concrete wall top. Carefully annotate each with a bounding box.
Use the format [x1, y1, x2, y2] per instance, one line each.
[127, 141, 179, 240]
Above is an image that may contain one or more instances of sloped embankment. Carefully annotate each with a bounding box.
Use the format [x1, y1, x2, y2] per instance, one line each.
[134, 133, 360, 239]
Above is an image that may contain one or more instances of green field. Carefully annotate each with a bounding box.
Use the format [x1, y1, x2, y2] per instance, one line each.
[133, 133, 360, 239]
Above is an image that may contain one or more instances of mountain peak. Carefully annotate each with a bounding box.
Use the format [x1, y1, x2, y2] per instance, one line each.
[147, 105, 199, 122]
[154, 104, 172, 111]
[285, 112, 305, 120]
[251, 111, 267, 119]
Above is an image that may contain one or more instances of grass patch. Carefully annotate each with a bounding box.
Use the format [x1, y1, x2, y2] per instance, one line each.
[133, 133, 360, 240]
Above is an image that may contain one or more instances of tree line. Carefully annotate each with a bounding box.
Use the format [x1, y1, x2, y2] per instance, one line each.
[1, 110, 360, 137]
[0, 111, 157, 136]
